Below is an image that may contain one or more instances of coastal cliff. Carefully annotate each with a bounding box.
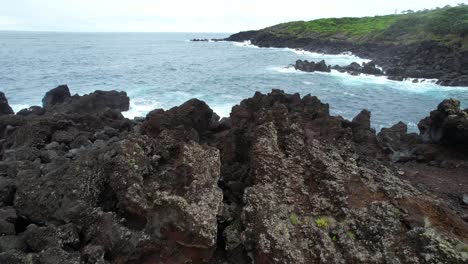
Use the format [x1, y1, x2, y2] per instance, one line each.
[0, 86, 467, 263]
[224, 5, 468, 86]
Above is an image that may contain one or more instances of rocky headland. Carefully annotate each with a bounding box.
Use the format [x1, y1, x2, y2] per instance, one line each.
[0, 86, 467, 263]
[223, 5, 468, 87]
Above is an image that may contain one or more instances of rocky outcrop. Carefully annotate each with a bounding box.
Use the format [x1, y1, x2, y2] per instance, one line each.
[0, 86, 223, 263]
[418, 98, 468, 147]
[294, 60, 331, 73]
[141, 99, 219, 140]
[0, 92, 14, 116]
[42, 85, 71, 109]
[295, 60, 386, 79]
[43, 87, 129, 114]
[0, 87, 467, 263]
[333, 61, 384, 76]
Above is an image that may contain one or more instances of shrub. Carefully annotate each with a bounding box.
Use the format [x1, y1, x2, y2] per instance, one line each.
[315, 217, 329, 228]
[289, 213, 300, 225]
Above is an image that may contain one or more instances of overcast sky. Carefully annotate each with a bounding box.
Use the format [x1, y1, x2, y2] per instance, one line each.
[0, 0, 466, 32]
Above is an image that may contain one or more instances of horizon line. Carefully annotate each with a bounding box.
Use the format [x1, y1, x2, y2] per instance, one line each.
[0, 29, 236, 34]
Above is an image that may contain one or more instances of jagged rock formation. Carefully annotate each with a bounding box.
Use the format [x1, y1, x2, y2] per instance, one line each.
[294, 60, 385, 78]
[418, 98, 468, 147]
[0, 87, 467, 263]
[0, 92, 14, 116]
[294, 60, 331, 73]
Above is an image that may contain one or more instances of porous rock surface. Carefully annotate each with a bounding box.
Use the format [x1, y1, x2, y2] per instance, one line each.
[0, 87, 466, 263]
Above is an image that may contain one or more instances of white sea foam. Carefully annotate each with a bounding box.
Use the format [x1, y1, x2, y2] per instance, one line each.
[232, 40, 371, 65]
[11, 104, 32, 113]
[286, 48, 371, 64]
[211, 105, 232, 118]
[233, 40, 259, 48]
[122, 100, 161, 119]
[268, 66, 304, 74]
[269, 65, 468, 92]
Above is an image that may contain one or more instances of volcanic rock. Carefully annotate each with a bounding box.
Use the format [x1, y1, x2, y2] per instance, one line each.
[0, 92, 14, 116]
[0, 87, 467, 263]
[418, 98, 468, 147]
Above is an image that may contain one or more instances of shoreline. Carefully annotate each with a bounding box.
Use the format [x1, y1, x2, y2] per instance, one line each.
[224, 39, 468, 87]
[222, 31, 468, 87]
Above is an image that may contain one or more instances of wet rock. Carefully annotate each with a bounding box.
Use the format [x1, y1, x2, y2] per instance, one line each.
[16, 106, 45, 116]
[294, 59, 330, 72]
[141, 98, 218, 139]
[418, 98, 468, 147]
[0, 92, 14, 116]
[362, 61, 383, 75]
[378, 122, 421, 162]
[45, 89, 130, 114]
[315, 60, 331, 72]
[294, 59, 316, 72]
[42, 85, 71, 108]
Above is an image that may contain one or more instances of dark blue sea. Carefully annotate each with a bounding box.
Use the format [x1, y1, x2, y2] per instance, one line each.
[1, 31, 467, 131]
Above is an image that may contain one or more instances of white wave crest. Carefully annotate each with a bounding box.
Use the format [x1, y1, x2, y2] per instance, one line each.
[122, 100, 160, 119]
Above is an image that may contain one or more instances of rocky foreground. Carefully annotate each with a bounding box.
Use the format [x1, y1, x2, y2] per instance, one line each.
[0, 87, 467, 263]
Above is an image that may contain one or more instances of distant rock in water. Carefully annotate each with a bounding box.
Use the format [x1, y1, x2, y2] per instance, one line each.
[0, 87, 467, 263]
[0, 92, 14, 116]
[191, 38, 210, 42]
[294, 59, 392, 80]
[294, 59, 331, 72]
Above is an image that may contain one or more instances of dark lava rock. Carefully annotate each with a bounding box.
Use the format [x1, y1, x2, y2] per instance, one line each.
[45, 88, 130, 114]
[42, 85, 71, 109]
[1, 87, 467, 263]
[0, 92, 14, 116]
[191, 38, 209, 42]
[362, 61, 383, 75]
[418, 98, 468, 147]
[16, 106, 45, 116]
[315, 60, 331, 72]
[332, 61, 383, 77]
[295, 59, 316, 72]
[211, 90, 467, 263]
[141, 98, 218, 139]
[294, 59, 330, 72]
[377, 122, 421, 162]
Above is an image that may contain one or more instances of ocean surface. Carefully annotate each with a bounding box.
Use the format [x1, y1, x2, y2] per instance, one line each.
[1, 31, 467, 131]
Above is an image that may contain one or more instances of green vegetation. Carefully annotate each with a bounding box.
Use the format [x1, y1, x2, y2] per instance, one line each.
[262, 4, 468, 48]
[314, 217, 329, 228]
[456, 242, 468, 254]
[289, 213, 300, 225]
[345, 231, 355, 239]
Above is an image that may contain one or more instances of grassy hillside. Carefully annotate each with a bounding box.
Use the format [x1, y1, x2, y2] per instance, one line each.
[263, 5, 468, 48]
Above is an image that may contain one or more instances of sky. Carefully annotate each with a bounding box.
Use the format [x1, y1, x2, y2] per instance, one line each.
[0, 0, 467, 32]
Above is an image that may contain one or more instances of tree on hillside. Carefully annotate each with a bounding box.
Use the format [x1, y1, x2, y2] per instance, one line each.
[455, 21, 468, 39]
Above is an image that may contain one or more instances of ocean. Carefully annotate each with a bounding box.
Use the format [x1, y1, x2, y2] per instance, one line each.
[1, 31, 467, 131]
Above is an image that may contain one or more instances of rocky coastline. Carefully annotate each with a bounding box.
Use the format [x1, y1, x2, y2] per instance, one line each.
[293, 59, 390, 79]
[223, 31, 468, 87]
[0, 86, 467, 263]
